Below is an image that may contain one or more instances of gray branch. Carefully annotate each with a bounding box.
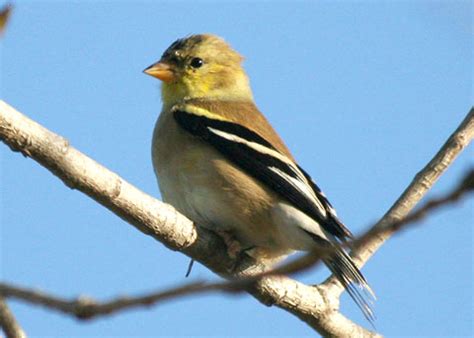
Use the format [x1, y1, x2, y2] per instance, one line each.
[323, 107, 474, 297]
[1, 100, 473, 337]
[0, 297, 27, 338]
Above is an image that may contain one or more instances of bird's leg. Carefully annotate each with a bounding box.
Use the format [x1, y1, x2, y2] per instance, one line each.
[214, 229, 259, 272]
[185, 259, 195, 277]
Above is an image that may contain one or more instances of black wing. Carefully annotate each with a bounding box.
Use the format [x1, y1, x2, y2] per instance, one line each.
[173, 109, 350, 240]
[297, 165, 352, 239]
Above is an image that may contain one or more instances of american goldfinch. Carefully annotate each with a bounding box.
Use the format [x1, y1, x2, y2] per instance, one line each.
[144, 34, 375, 321]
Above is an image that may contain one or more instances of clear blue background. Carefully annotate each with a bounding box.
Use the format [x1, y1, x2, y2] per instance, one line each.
[1, 1, 472, 337]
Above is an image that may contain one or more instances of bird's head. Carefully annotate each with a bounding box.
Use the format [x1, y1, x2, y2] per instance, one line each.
[144, 34, 253, 107]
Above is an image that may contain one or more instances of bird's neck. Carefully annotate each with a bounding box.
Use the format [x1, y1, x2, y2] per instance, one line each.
[161, 71, 253, 110]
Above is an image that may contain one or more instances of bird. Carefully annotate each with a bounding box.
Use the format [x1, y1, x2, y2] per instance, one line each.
[144, 34, 375, 322]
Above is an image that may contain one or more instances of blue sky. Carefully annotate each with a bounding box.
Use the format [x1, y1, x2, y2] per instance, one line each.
[1, 1, 472, 337]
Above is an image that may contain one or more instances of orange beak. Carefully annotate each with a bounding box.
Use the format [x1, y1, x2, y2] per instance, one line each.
[143, 61, 176, 83]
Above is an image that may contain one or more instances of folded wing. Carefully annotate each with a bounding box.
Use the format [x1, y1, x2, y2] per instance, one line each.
[173, 106, 351, 241]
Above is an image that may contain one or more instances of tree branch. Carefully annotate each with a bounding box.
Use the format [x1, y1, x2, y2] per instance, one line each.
[0, 281, 244, 320]
[362, 168, 473, 237]
[0, 297, 26, 338]
[0, 3, 12, 36]
[323, 107, 474, 296]
[357, 107, 474, 260]
[2, 166, 471, 322]
[1, 100, 472, 336]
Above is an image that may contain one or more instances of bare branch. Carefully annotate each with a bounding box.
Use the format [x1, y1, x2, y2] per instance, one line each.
[4, 168, 466, 320]
[0, 252, 321, 320]
[356, 107, 474, 262]
[1, 100, 472, 337]
[0, 281, 251, 320]
[0, 297, 27, 338]
[323, 107, 474, 296]
[0, 278, 248, 320]
[0, 4, 12, 36]
[359, 168, 474, 241]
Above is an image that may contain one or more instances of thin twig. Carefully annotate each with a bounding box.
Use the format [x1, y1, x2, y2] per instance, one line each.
[356, 107, 474, 261]
[323, 107, 474, 296]
[389, 168, 474, 230]
[0, 281, 251, 320]
[0, 3, 12, 36]
[0, 297, 26, 338]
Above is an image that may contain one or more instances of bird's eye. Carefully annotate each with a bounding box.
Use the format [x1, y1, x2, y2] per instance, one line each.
[190, 57, 203, 69]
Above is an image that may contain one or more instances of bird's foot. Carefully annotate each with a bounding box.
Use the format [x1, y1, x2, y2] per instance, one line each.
[214, 230, 257, 273]
[215, 229, 243, 260]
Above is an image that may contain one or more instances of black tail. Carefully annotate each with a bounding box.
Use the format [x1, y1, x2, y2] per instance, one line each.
[324, 248, 376, 323]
